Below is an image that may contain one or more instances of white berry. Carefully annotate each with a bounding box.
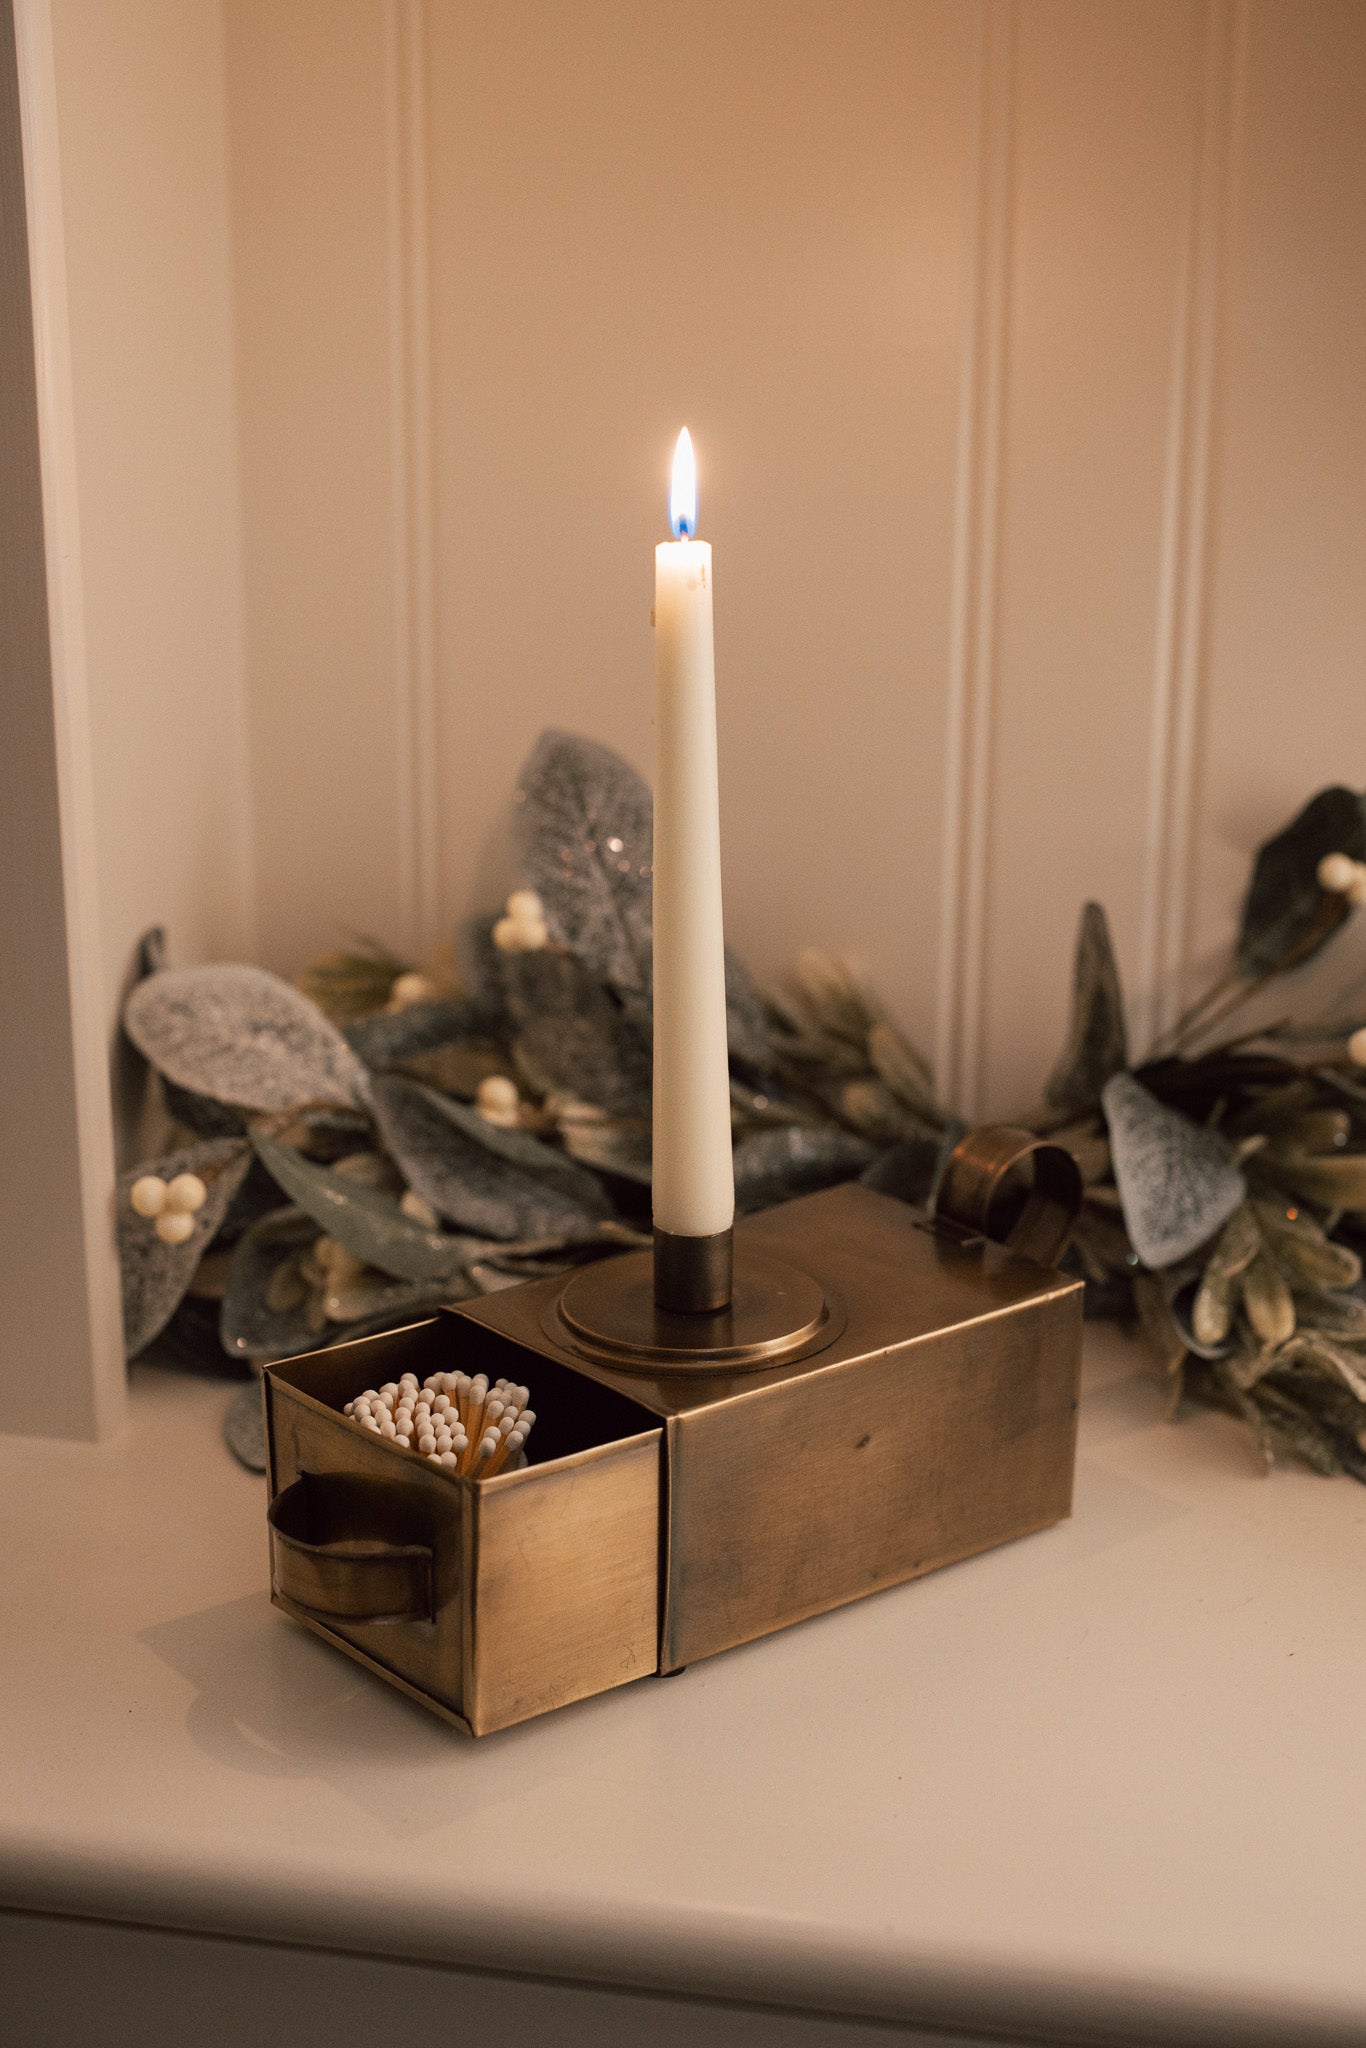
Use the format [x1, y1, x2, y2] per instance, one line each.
[130, 1175, 168, 1218]
[1319, 852, 1358, 894]
[1346, 868, 1366, 909]
[164, 1172, 208, 1214]
[492, 891, 550, 954]
[479, 1074, 520, 1111]
[155, 1210, 196, 1246]
[389, 971, 435, 1010]
[399, 1189, 439, 1229]
[1349, 1028, 1366, 1068]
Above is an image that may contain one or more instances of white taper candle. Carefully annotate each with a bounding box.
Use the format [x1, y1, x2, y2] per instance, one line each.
[652, 429, 735, 1240]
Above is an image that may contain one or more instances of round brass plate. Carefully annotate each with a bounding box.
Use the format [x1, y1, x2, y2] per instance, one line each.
[549, 1248, 842, 1374]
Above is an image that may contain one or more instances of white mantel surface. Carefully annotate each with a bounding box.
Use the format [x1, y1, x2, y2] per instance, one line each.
[2, 1325, 1364, 2046]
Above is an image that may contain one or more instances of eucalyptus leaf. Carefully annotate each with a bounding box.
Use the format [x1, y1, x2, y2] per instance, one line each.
[860, 1136, 945, 1210]
[1190, 1204, 1262, 1348]
[1250, 1379, 1344, 1475]
[1191, 1266, 1236, 1349]
[222, 1206, 454, 1368]
[125, 964, 372, 1113]
[1131, 1270, 1188, 1375]
[557, 1111, 653, 1186]
[371, 1074, 612, 1241]
[837, 1078, 915, 1144]
[1262, 1151, 1366, 1213]
[1046, 903, 1129, 1115]
[1273, 1331, 1366, 1404]
[730, 1078, 824, 1129]
[1260, 1109, 1351, 1154]
[117, 1138, 252, 1357]
[1066, 1203, 1136, 1287]
[1102, 1073, 1245, 1269]
[733, 1124, 875, 1214]
[223, 1380, 267, 1473]
[1292, 1289, 1366, 1339]
[344, 995, 499, 1070]
[501, 948, 652, 1116]
[251, 1129, 466, 1284]
[867, 1021, 937, 1116]
[792, 950, 875, 1046]
[1235, 785, 1366, 976]
[1167, 1274, 1236, 1361]
[1255, 1202, 1362, 1289]
[1240, 1251, 1296, 1348]
[221, 1208, 326, 1362]
[513, 730, 655, 997]
[723, 948, 774, 1071]
[1204, 1204, 1263, 1285]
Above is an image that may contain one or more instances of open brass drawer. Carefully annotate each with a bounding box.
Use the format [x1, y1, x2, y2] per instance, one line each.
[264, 1316, 662, 1736]
[264, 1184, 1082, 1737]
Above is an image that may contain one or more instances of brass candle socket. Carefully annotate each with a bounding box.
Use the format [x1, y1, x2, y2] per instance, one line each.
[652, 1225, 733, 1314]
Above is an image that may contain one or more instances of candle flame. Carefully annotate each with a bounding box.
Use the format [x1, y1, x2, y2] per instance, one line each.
[669, 427, 697, 539]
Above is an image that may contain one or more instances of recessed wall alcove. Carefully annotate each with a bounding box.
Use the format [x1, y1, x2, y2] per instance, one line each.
[4, 0, 1364, 1436]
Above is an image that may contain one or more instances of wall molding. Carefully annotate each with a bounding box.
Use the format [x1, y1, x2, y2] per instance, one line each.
[385, 0, 440, 955]
[935, 0, 1016, 1120]
[4, 0, 125, 1436]
[1138, 0, 1247, 1049]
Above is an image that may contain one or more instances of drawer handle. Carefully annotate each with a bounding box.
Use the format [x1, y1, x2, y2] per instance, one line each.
[936, 1126, 1083, 1268]
[268, 1477, 434, 1623]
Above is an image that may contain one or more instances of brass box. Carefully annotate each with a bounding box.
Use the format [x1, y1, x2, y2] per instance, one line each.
[264, 1182, 1082, 1734]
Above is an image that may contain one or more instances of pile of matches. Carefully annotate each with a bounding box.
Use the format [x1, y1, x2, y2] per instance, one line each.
[343, 1371, 535, 1477]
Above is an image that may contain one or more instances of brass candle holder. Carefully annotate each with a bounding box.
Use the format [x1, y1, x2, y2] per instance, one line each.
[263, 1126, 1084, 1737]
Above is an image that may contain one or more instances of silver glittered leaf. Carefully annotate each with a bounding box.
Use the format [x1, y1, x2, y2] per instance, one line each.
[1102, 1073, 1245, 1270]
[511, 730, 773, 1070]
[117, 1138, 252, 1356]
[513, 730, 654, 997]
[723, 948, 773, 1071]
[371, 1074, 612, 1242]
[125, 964, 372, 1113]
[733, 1124, 875, 1214]
[501, 949, 652, 1116]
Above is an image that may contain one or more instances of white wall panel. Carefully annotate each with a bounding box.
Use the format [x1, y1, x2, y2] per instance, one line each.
[1190, 0, 1366, 1031]
[424, 0, 977, 1061]
[972, 0, 1206, 1115]
[210, 0, 1366, 1115]
[49, 0, 255, 1146]
[225, 0, 413, 974]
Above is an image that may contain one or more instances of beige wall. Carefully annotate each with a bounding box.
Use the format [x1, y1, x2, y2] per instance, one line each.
[40, 0, 1366, 1132]
[220, 0, 1366, 1120]
[49, 0, 254, 1152]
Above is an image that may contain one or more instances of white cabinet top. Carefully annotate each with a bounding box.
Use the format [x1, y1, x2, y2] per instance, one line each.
[2, 1327, 1363, 2044]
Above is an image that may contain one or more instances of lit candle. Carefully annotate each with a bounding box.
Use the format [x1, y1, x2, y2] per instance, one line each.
[652, 429, 734, 1308]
